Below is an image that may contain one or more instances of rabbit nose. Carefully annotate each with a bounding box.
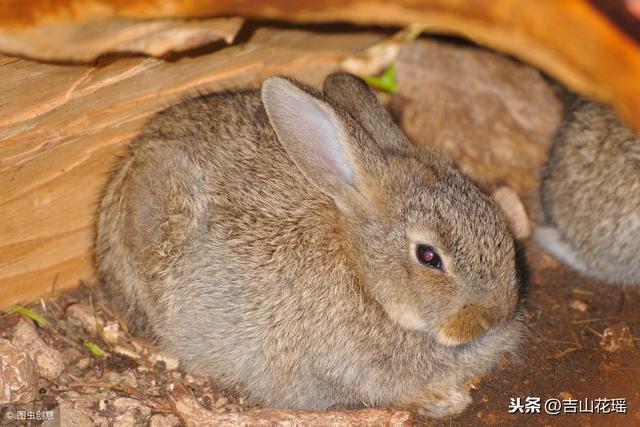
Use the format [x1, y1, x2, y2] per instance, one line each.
[436, 304, 496, 347]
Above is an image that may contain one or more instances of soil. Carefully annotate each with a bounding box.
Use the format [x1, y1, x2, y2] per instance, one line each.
[460, 239, 640, 427]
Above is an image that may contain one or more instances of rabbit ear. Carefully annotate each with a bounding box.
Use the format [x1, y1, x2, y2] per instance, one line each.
[262, 76, 384, 210]
[323, 72, 411, 152]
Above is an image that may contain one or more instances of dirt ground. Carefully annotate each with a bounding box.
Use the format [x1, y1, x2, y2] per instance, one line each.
[455, 239, 640, 427]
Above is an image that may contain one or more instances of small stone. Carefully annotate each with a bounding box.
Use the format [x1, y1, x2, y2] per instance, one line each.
[113, 409, 137, 427]
[600, 322, 637, 353]
[66, 304, 103, 334]
[559, 391, 573, 400]
[569, 299, 589, 313]
[149, 413, 181, 427]
[92, 416, 110, 427]
[112, 397, 140, 413]
[67, 392, 111, 412]
[103, 322, 122, 344]
[12, 319, 65, 380]
[0, 338, 38, 405]
[214, 396, 229, 408]
[112, 397, 151, 418]
[173, 383, 217, 420]
[122, 371, 138, 388]
[107, 371, 123, 385]
[76, 357, 91, 370]
[53, 407, 93, 427]
[63, 347, 83, 361]
[149, 351, 179, 370]
[139, 405, 152, 418]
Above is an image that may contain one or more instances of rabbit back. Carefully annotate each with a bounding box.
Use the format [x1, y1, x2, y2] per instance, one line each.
[539, 99, 640, 284]
[96, 90, 418, 408]
[96, 77, 523, 415]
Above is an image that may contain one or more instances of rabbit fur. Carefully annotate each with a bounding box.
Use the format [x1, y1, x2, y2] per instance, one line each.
[537, 97, 640, 286]
[96, 72, 524, 417]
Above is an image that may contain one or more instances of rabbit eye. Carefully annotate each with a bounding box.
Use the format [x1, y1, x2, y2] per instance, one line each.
[416, 245, 443, 270]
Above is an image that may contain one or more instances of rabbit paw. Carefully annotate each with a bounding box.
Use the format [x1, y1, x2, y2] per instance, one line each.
[408, 384, 472, 418]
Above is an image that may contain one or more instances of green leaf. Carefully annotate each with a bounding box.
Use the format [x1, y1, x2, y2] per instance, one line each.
[11, 305, 49, 327]
[83, 340, 106, 357]
[363, 63, 398, 93]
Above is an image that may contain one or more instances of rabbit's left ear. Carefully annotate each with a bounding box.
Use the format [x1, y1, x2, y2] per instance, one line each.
[323, 72, 411, 152]
[261, 76, 385, 212]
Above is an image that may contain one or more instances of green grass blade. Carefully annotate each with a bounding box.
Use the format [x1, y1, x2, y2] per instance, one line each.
[11, 305, 50, 327]
[363, 63, 398, 93]
[83, 340, 106, 357]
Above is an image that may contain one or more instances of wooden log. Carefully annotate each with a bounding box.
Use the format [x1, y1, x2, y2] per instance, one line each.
[0, 28, 384, 308]
[0, 17, 245, 61]
[2, 1, 640, 307]
[170, 384, 415, 427]
[0, 1, 638, 130]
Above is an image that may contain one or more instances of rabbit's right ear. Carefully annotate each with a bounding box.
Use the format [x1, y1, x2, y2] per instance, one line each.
[262, 76, 385, 212]
[323, 72, 410, 152]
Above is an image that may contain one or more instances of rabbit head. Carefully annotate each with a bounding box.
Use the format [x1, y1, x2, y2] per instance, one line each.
[262, 73, 520, 347]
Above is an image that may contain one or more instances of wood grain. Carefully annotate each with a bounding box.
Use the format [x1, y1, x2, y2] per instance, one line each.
[0, 28, 384, 308]
[2, 0, 639, 307]
[170, 383, 414, 427]
[0, 17, 245, 61]
[0, 0, 638, 129]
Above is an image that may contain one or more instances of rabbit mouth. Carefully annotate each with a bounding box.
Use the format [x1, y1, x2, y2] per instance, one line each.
[435, 304, 496, 347]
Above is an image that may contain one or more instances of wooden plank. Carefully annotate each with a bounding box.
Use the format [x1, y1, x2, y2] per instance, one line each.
[0, 1, 639, 129]
[0, 17, 245, 61]
[0, 28, 384, 308]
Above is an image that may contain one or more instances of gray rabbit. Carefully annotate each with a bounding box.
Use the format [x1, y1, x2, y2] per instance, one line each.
[96, 72, 524, 417]
[536, 97, 640, 285]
